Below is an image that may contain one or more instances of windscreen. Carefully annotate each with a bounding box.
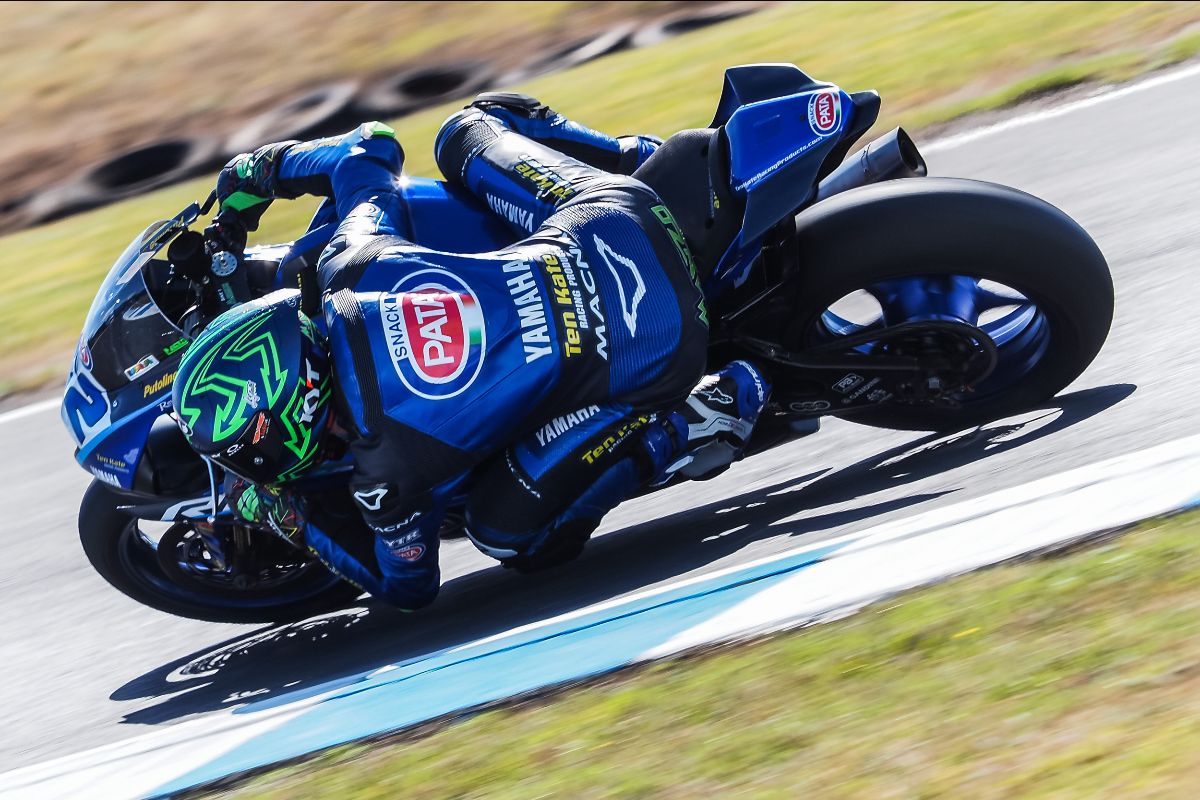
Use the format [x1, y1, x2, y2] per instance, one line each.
[80, 206, 199, 392]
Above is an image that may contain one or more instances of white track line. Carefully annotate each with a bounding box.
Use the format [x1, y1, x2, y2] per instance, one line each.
[0, 397, 59, 426]
[3, 60, 1198, 428]
[5, 432, 1200, 800]
[923, 60, 1200, 154]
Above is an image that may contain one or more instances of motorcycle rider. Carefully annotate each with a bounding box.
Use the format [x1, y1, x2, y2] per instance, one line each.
[173, 95, 771, 609]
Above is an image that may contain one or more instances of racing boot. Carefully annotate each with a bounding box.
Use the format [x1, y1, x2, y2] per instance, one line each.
[645, 360, 772, 483]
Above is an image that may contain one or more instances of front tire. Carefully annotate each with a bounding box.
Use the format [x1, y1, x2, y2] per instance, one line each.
[782, 178, 1113, 431]
[79, 481, 361, 624]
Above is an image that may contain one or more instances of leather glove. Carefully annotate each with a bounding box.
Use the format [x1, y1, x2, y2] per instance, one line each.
[203, 141, 294, 307]
[213, 141, 295, 228]
[226, 474, 307, 546]
[202, 209, 248, 261]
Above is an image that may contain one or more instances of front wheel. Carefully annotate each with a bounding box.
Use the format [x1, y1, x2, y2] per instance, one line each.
[779, 178, 1113, 431]
[79, 481, 361, 624]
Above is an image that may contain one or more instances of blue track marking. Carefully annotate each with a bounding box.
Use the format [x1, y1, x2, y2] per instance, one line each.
[151, 541, 846, 796]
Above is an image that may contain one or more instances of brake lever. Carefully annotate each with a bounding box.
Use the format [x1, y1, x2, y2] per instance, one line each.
[199, 189, 218, 216]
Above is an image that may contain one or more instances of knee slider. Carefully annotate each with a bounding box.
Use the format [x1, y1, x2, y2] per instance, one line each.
[465, 512, 596, 573]
[379, 576, 439, 611]
[463, 517, 526, 560]
[500, 519, 598, 574]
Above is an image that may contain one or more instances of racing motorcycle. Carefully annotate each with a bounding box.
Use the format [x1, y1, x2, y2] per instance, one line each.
[63, 64, 1113, 623]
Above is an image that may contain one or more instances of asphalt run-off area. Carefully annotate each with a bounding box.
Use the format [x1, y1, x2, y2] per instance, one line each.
[2, 61, 1200, 797]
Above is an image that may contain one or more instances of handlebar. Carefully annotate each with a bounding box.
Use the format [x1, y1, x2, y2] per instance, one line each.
[177, 190, 332, 320]
[166, 226, 250, 318]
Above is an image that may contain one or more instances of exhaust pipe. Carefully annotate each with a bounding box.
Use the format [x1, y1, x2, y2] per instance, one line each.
[815, 127, 927, 202]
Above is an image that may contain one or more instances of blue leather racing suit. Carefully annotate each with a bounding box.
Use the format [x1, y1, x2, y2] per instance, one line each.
[262, 105, 710, 609]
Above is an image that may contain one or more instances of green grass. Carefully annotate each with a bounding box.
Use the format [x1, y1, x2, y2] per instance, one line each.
[4, 1, 1200, 395]
[209, 511, 1200, 799]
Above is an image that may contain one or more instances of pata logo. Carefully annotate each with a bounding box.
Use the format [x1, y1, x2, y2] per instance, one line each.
[808, 90, 841, 136]
[379, 268, 486, 400]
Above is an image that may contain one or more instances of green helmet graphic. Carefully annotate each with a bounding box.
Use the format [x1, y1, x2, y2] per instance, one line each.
[173, 290, 332, 484]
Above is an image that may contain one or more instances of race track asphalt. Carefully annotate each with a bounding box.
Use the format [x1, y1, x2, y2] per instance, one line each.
[2, 66, 1198, 771]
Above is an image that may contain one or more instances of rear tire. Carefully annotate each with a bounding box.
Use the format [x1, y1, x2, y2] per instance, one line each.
[79, 481, 361, 624]
[782, 178, 1113, 431]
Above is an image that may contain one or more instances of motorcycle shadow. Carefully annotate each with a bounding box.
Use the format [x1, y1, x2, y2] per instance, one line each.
[112, 382, 1135, 725]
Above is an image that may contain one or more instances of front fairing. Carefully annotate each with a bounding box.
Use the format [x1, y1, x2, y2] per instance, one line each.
[63, 205, 201, 490]
[81, 204, 199, 344]
[63, 181, 516, 493]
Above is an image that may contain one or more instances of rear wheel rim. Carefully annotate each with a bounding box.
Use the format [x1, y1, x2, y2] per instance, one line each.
[812, 274, 1053, 405]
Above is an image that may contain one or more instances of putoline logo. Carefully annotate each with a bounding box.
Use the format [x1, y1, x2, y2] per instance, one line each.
[380, 268, 486, 400]
[808, 90, 841, 136]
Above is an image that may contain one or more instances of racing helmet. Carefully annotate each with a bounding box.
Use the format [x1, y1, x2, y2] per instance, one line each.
[172, 289, 332, 485]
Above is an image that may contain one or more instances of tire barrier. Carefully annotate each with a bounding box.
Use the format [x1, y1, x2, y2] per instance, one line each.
[224, 80, 361, 155]
[4, 8, 767, 232]
[85, 138, 222, 193]
[356, 61, 495, 118]
[498, 24, 633, 85]
[20, 182, 101, 225]
[0, 193, 30, 233]
[630, 2, 760, 48]
[0, 193, 25, 216]
[23, 137, 220, 225]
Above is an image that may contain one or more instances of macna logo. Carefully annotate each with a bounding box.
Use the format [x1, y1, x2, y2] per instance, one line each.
[592, 235, 645, 337]
[380, 269, 486, 400]
[808, 90, 841, 136]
